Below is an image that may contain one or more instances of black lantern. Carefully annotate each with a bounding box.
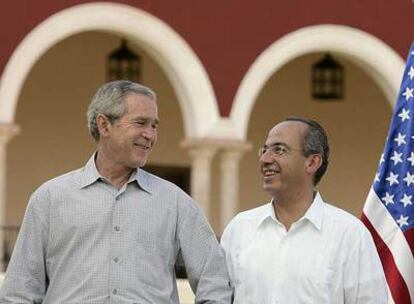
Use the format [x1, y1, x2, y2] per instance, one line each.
[107, 39, 141, 82]
[312, 53, 344, 100]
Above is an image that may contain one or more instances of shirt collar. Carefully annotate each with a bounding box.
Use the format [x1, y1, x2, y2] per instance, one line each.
[257, 201, 278, 227]
[79, 153, 102, 188]
[302, 192, 324, 231]
[134, 169, 153, 194]
[79, 153, 152, 194]
[257, 192, 324, 231]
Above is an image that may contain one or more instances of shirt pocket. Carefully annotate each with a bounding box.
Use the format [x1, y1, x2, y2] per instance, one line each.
[301, 265, 336, 303]
[232, 238, 272, 304]
[318, 267, 337, 301]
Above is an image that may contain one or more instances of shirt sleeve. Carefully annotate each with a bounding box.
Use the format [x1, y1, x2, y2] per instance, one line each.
[0, 186, 50, 303]
[176, 192, 232, 304]
[343, 223, 388, 304]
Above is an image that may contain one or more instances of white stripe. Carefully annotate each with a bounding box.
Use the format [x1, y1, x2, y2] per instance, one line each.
[387, 285, 395, 304]
[363, 187, 414, 303]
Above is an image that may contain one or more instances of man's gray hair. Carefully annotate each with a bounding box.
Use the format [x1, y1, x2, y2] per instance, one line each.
[87, 80, 156, 141]
[284, 116, 330, 185]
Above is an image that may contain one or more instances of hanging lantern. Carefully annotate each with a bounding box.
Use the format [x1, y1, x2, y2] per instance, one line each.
[312, 53, 344, 100]
[107, 39, 141, 82]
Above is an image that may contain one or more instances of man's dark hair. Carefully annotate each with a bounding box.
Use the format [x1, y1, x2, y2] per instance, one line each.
[284, 116, 329, 185]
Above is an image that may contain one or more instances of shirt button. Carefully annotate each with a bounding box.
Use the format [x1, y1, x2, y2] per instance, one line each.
[114, 226, 120, 232]
[112, 289, 117, 295]
[113, 257, 119, 263]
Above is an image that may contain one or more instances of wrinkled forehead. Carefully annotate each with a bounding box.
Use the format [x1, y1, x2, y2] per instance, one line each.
[122, 93, 159, 118]
[266, 121, 308, 147]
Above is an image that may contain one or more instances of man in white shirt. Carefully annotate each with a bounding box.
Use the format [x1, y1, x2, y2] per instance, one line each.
[221, 117, 388, 304]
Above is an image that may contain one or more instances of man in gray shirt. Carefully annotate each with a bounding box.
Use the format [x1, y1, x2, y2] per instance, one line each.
[0, 80, 232, 303]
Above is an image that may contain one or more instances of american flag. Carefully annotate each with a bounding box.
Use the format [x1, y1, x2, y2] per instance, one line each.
[362, 43, 414, 304]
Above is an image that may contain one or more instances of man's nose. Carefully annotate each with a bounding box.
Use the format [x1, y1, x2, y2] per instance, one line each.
[142, 126, 156, 140]
[260, 151, 273, 164]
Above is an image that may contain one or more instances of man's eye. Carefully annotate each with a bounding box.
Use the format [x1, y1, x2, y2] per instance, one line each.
[273, 146, 285, 155]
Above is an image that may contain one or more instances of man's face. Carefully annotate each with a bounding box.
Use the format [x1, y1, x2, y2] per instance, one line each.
[259, 121, 309, 196]
[104, 93, 159, 169]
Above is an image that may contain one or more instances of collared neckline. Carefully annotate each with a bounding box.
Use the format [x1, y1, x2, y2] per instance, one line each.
[256, 201, 277, 228]
[79, 153, 102, 188]
[134, 169, 153, 194]
[257, 192, 324, 231]
[302, 192, 324, 231]
[79, 153, 152, 194]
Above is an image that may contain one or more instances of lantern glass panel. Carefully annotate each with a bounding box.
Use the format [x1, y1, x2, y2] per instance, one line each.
[107, 39, 141, 83]
[311, 53, 344, 100]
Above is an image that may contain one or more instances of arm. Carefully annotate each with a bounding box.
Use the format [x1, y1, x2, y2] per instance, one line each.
[0, 187, 50, 303]
[176, 194, 232, 304]
[343, 224, 388, 304]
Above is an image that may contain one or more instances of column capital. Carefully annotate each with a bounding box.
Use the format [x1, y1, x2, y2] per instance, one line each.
[219, 140, 252, 163]
[180, 138, 220, 159]
[181, 137, 253, 228]
[0, 123, 20, 144]
[181, 138, 252, 154]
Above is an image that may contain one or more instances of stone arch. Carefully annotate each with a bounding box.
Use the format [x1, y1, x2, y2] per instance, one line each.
[229, 24, 404, 140]
[0, 2, 219, 138]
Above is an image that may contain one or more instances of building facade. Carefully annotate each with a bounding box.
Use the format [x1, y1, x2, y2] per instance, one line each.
[0, 1, 411, 251]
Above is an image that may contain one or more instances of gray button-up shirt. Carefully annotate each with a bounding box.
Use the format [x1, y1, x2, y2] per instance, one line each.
[0, 155, 232, 303]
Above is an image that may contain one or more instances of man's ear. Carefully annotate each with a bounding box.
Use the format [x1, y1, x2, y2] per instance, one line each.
[305, 154, 322, 175]
[96, 114, 111, 138]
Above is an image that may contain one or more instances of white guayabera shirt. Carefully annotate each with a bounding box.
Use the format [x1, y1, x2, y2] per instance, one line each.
[221, 192, 388, 304]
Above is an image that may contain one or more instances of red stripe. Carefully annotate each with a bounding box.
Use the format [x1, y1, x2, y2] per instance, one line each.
[361, 213, 411, 304]
[404, 228, 414, 260]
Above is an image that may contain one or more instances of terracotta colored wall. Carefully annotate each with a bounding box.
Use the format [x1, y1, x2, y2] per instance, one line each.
[0, 0, 412, 115]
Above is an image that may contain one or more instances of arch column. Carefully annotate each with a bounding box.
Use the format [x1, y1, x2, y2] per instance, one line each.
[182, 138, 252, 232]
[0, 123, 19, 270]
[219, 141, 252, 232]
[181, 139, 219, 219]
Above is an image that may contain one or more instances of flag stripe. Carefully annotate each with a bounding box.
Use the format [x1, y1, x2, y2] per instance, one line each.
[405, 228, 414, 257]
[363, 43, 414, 304]
[362, 212, 411, 303]
[363, 188, 414, 303]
